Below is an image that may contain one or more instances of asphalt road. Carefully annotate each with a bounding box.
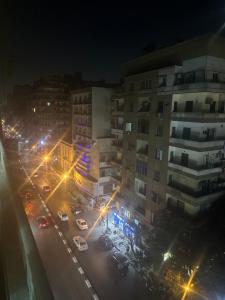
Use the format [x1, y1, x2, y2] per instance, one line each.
[21, 153, 151, 300]
[9, 154, 95, 300]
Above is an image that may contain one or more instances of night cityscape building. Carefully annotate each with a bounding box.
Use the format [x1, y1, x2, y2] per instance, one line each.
[2, 32, 225, 300]
[71, 86, 113, 203]
[120, 35, 225, 223]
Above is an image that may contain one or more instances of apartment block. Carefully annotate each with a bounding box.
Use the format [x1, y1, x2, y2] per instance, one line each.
[121, 35, 225, 222]
[71, 86, 113, 202]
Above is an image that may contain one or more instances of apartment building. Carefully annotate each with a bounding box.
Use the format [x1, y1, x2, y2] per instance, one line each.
[29, 76, 70, 144]
[111, 87, 125, 191]
[121, 35, 225, 222]
[71, 86, 113, 203]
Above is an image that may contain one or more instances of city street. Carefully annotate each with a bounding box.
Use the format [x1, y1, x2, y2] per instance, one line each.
[21, 152, 151, 300]
[8, 152, 95, 300]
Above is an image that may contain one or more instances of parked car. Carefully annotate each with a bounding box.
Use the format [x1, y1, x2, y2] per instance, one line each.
[73, 236, 88, 251]
[109, 251, 129, 274]
[57, 211, 69, 221]
[43, 185, 51, 193]
[33, 172, 38, 178]
[71, 206, 83, 215]
[98, 235, 114, 250]
[24, 190, 33, 199]
[37, 216, 49, 229]
[75, 218, 88, 230]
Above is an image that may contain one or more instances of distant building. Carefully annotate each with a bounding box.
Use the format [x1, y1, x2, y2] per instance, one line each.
[29, 76, 70, 144]
[121, 35, 225, 223]
[71, 86, 113, 203]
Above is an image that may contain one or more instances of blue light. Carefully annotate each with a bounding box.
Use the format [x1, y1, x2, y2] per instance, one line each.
[40, 140, 45, 145]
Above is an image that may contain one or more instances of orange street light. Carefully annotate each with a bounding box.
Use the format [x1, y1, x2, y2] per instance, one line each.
[44, 155, 49, 162]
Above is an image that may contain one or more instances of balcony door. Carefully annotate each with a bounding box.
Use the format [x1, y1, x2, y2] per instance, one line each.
[181, 153, 189, 167]
[185, 101, 193, 112]
[182, 128, 191, 140]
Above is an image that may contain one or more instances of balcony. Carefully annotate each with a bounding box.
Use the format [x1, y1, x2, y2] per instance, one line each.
[136, 146, 148, 156]
[168, 179, 225, 198]
[111, 174, 122, 183]
[138, 103, 150, 113]
[111, 157, 123, 166]
[169, 157, 223, 176]
[112, 140, 123, 149]
[112, 105, 124, 113]
[136, 187, 147, 198]
[170, 133, 225, 149]
[172, 111, 225, 121]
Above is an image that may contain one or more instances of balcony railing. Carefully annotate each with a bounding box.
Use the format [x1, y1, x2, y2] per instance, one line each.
[112, 105, 124, 112]
[111, 157, 123, 165]
[111, 174, 122, 182]
[112, 140, 123, 148]
[168, 180, 225, 197]
[111, 124, 124, 130]
[169, 157, 223, 171]
[171, 133, 225, 142]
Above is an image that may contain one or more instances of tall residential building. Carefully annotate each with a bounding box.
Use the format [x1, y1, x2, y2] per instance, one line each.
[30, 76, 70, 143]
[111, 86, 124, 191]
[71, 86, 113, 203]
[121, 35, 225, 223]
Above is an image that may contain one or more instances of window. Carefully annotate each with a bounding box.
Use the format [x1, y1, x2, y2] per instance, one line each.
[174, 73, 183, 85]
[136, 160, 148, 176]
[185, 101, 193, 112]
[125, 122, 136, 133]
[135, 179, 147, 196]
[182, 128, 191, 140]
[181, 153, 189, 167]
[212, 73, 218, 82]
[158, 75, 167, 87]
[138, 119, 149, 134]
[156, 125, 163, 137]
[140, 79, 152, 90]
[153, 170, 160, 182]
[157, 101, 164, 113]
[151, 191, 160, 203]
[173, 101, 178, 112]
[155, 149, 163, 160]
[125, 123, 132, 132]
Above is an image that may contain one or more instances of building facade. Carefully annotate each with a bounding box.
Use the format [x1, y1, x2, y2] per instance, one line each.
[121, 35, 225, 222]
[71, 86, 113, 202]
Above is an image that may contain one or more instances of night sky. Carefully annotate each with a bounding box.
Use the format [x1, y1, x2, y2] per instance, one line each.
[1, 0, 225, 89]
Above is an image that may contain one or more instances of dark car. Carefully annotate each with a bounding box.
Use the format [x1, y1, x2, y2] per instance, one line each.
[37, 216, 49, 229]
[109, 251, 129, 274]
[71, 206, 83, 215]
[98, 235, 114, 250]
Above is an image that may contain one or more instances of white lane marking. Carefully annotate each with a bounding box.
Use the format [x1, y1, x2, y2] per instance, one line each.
[93, 294, 99, 300]
[54, 224, 58, 229]
[78, 267, 84, 274]
[45, 208, 49, 212]
[72, 256, 78, 263]
[58, 231, 63, 237]
[67, 247, 72, 253]
[62, 239, 67, 244]
[85, 279, 91, 288]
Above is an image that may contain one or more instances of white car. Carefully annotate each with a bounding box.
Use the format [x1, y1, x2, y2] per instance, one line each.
[76, 218, 88, 230]
[57, 211, 69, 221]
[73, 236, 88, 251]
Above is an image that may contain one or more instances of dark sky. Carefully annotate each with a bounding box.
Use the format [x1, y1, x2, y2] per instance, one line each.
[1, 0, 225, 89]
